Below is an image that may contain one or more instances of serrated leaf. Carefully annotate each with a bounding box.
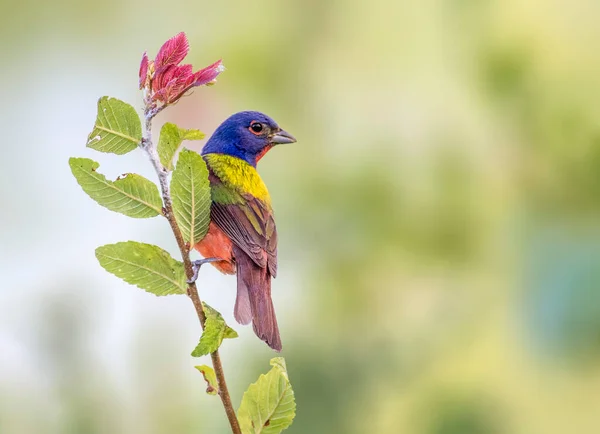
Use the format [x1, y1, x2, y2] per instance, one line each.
[171, 149, 211, 247]
[195, 365, 219, 395]
[96, 242, 186, 295]
[191, 313, 224, 357]
[191, 303, 237, 357]
[86, 96, 142, 154]
[69, 157, 163, 218]
[238, 357, 296, 434]
[203, 303, 239, 340]
[158, 123, 205, 170]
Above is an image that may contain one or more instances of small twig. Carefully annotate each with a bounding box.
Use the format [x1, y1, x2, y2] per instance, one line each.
[141, 111, 242, 434]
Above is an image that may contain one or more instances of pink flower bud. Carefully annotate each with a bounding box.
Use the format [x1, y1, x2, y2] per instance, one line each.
[138, 52, 149, 90]
[155, 32, 189, 70]
[138, 32, 224, 109]
[191, 60, 224, 87]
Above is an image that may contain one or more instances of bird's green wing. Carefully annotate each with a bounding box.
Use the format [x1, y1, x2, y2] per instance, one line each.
[209, 175, 278, 277]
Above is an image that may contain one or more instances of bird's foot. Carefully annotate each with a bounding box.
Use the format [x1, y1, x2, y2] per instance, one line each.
[188, 258, 222, 284]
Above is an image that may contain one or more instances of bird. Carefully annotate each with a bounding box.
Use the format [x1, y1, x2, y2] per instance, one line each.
[188, 111, 296, 351]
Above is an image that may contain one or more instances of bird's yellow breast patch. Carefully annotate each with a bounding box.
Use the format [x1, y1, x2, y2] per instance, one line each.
[204, 153, 271, 204]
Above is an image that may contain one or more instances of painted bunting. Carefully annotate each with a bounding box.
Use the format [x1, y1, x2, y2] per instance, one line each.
[189, 111, 296, 351]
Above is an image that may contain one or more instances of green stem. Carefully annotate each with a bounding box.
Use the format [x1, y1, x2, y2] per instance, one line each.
[141, 111, 242, 434]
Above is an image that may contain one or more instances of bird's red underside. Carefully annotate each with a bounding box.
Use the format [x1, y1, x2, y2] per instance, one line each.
[194, 221, 236, 274]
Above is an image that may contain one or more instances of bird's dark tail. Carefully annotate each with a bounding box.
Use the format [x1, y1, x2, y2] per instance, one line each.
[233, 247, 282, 351]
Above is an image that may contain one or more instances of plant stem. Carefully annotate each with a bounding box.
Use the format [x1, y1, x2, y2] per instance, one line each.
[141, 112, 242, 434]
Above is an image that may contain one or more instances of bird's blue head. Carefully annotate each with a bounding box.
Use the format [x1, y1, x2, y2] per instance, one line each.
[201, 111, 296, 167]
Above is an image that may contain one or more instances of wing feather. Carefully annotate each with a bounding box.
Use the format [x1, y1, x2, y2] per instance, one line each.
[208, 169, 278, 277]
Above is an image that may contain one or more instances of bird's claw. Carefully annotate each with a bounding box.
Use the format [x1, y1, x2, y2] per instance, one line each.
[188, 258, 221, 284]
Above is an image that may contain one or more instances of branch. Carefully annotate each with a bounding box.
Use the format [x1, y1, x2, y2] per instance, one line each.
[141, 111, 242, 434]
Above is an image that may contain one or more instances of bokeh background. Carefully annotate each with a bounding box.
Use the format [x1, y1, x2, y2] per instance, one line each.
[2, 0, 600, 433]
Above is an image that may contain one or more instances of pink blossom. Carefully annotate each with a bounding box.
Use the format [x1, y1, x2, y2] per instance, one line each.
[139, 32, 224, 108]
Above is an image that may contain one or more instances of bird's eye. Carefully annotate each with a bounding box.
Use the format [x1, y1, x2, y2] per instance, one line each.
[249, 122, 264, 134]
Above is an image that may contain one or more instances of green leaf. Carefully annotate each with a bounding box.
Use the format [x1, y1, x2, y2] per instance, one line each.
[96, 242, 187, 295]
[269, 358, 289, 377]
[158, 123, 205, 170]
[223, 326, 239, 340]
[69, 157, 163, 218]
[203, 303, 239, 340]
[202, 302, 239, 345]
[86, 96, 142, 154]
[238, 357, 296, 434]
[195, 365, 219, 395]
[191, 303, 238, 357]
[171, 149, 212, 247]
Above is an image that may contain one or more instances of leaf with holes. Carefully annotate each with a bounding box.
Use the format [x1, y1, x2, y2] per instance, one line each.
[238, 358, 296, 434]
[86, 96, 142, 154]
[171, 148, 212, 247]
[69, 157, 163, 218]
[95, 242, 187, 295]
[191, 303, 238, 357]
[195, 365, 219, 395]
[158, 123, 205, 171]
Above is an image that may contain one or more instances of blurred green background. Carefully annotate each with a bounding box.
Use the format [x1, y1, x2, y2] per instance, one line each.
[2, 0, 600, 433]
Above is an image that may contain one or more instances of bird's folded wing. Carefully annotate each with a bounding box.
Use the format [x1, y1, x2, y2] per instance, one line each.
[211, 194, 278, 277]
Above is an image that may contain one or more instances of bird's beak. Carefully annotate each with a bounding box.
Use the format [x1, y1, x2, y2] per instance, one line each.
[270, 129, 297, 144]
